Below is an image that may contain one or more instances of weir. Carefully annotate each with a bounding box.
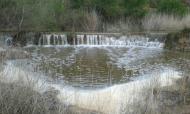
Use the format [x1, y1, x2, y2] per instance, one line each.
[39, 34, 68, 45]
[36, 34, 165, 48]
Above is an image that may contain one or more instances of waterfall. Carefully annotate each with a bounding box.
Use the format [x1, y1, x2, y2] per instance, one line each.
[75, 35, 164, 48]
[39, 34, 68, 46]
[37, 34, 164, 48]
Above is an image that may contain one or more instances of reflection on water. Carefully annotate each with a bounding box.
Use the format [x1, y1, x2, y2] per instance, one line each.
[25, 45, 190, 89]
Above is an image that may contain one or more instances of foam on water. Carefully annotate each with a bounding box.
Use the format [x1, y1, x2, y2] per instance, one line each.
[1, 62, 181, 114]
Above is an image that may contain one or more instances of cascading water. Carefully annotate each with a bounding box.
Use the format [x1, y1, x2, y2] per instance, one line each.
[39, 34, 68, 45]
[37, 34, 164, 48]
[76, 35, 163, 47]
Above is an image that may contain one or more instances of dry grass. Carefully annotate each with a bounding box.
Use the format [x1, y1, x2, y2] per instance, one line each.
[105, 13, 190, 33]
[105, 19, 141, 33]
[121, 71, 190, 114]
[0, 53, 64, 114]
[142, 13, 190, 31]
[0, 80, 65, 114]
[81, 10, 101, 32]
[63, 10, 101, 32]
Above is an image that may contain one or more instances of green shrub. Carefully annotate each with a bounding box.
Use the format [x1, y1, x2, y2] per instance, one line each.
[69, 0, 95, 9]
[70, 0, 85, 9]
[94, 0, 122, 19]
[148, 0, 160, 8]
[0, 0, 16, 9]
[69, 0, 122, 20]
[158, 0, 188, 16]
[123, 0, 149, 18]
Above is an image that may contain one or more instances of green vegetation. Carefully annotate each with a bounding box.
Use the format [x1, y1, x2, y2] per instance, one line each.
[0, 0, 189, 32]
[158, 0, 188, 16]
[123, 0, 149, 18]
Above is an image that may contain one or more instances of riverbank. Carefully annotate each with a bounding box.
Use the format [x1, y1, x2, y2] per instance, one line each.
[165, 28, 190, 51]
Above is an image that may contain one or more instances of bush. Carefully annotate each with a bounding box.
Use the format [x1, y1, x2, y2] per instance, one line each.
[95, 0, 122, 19]
[149, 0, 160, 8]
[62, 9, 101, 32]
[0, 0, 15, 9]
[122, 0, 149, 18]
[158, 0, 188, 16]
